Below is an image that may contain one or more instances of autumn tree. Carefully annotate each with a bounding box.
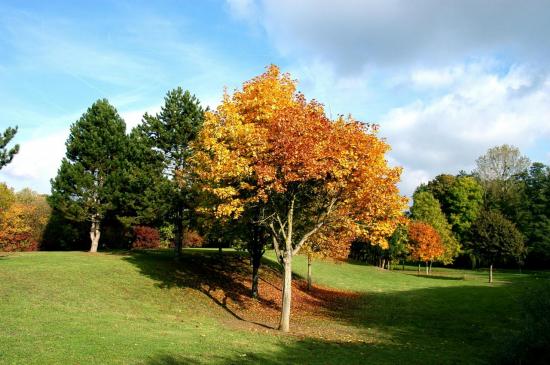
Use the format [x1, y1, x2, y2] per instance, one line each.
[410, 191, 460, 264]
[408, 221, 444, 275]
[193, 65, 406, 332]
[468, 209, 525, 283]
[0, 126, 19, 169]
[137, 88, 204, 256]
[49, 99, 127, 252]
[0, 182, 15, 211]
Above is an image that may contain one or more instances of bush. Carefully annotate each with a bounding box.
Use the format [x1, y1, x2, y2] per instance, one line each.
[132, 226, 160, 249]
[0, 203, 39, 252]
[183, 229, 204, 248]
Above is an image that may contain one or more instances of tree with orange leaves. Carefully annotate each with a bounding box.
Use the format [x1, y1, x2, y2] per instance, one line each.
[408, 221, 444, 275]
[192, 65, 406, 332]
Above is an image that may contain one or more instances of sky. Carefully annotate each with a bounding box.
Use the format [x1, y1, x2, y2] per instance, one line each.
[1, 0, 549, 195]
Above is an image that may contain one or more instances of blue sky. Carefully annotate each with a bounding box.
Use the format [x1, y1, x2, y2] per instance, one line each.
[1, 0, 549, 195]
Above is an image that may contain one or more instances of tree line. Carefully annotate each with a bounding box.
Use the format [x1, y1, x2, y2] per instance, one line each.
[352, 144, 549, 281]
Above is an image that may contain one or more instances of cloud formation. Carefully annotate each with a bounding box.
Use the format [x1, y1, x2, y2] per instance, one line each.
[232, 0, 550, 72]
[227, 0, 550, 195]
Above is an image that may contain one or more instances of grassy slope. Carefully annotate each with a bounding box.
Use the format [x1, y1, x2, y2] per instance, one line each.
[0, 250, 546, 364]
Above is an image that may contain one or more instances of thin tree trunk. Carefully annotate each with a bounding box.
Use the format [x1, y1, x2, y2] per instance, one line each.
[417, 263, 420, 275]
[251, 255, 260, 299]
[279, 254, 292, 332]
[489, 264, 493, 283]
[425, 262, 429, 275]
[402, 260, 405, 271]
[307, 253, 312, 291]
[174, 206, 183, 257]
[429, 261, 432, 275]
[89, 220, 100, 253]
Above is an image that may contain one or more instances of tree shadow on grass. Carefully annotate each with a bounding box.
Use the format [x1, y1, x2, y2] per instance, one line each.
[121, 249, 281, 328]
[122, 250, 544, 364]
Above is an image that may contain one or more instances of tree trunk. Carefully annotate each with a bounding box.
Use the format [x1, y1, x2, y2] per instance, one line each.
[250, 241, 263, 299]
[402, 260, 405, 271]
[417, 263, 420, 275]
[279, 254, 292, 332]
[89, 220, 100, 253]
[174, 207, 183, 257]
[251, 256, 260, 299]
[388, 259, 392, 270]
[489, 264, 493, 283]
[382, 259, 386, 270]
[429, 261, 432, 275]
[425, 262, 429, 275]
[307, 253, 312, 291]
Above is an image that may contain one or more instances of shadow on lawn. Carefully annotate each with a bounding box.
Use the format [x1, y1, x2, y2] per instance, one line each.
[123, 250, 546, 364]
[121, 249, 282, 328]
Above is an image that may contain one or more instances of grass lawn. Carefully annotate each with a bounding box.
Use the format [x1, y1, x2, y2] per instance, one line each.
[0, 249, 548, 364]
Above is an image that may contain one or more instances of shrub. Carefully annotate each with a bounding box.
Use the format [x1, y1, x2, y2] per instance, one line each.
[182, 229, 204, 248]
[0, 203, 39, 252]
[132, 226, 160, 249]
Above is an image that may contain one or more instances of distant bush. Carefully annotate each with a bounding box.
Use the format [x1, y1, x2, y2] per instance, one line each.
[183, 229, 204, 248]
[132, 226, 160, 249]
[159, 224, 175, 249]
[0, 203, 39, 251]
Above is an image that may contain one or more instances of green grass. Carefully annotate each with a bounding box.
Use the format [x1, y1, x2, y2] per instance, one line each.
[0, 249, 548, 364]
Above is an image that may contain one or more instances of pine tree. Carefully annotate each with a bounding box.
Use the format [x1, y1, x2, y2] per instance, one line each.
[137, 88, 204, 256]
[49, 99, 127, 252]
[0, 126, 20, 169]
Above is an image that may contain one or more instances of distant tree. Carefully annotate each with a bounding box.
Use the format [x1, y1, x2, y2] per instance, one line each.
[517, 163, 550, 267]
[410, 191, 460, 264]
[468, 209, 526, 283]
[0, 182, 15, 211]
[49, 99, 127, 252]
[0, 203, 36, 251]
[475, 145, 530, 217]
[475, 144, 530, 182]
[387, 223, 409, 270]
[419, 175, 483, 241]
[0, 126, 19, 169]
[15, 188, 51, 244]
[408, 221, 444, 275]
[137, 88, 205, 256]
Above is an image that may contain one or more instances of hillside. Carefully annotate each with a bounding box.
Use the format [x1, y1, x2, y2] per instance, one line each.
[0, 250, 546, 364]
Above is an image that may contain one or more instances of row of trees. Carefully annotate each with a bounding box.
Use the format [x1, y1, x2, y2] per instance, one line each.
[351, 145, 542, 281]
[43, 65, 406, 332]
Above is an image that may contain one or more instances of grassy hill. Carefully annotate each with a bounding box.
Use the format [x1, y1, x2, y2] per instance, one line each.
[0, 249, 547, 364]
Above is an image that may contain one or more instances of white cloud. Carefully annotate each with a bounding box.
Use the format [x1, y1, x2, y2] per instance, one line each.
[236, 0, 550, 72]
[0, 129, 68, 193]
[381, 63, 550, 195]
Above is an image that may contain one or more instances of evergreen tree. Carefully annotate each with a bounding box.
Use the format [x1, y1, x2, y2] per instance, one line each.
[49, 99, 127, 252]
[137, 88, 204, 256]
[0, 126, 20, 169]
